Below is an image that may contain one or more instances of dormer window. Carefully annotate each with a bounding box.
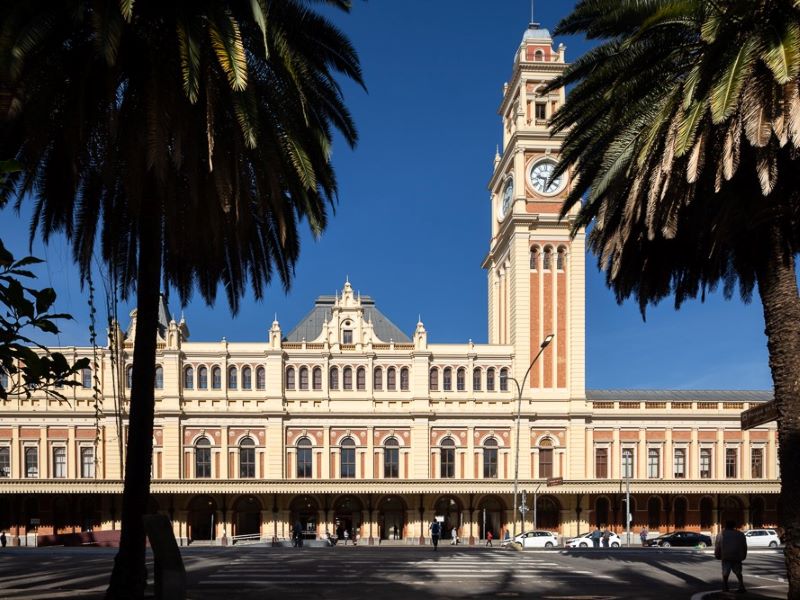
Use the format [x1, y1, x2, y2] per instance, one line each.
[342, 329, 353, 344]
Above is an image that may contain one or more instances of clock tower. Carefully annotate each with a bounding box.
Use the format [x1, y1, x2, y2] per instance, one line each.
[483, 23, 586, 401]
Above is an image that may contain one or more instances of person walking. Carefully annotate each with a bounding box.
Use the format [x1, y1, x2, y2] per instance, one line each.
[429, 519, 441, 551]
[591, 526, 602, 549]
[293, 520, 304, 548]
[451, 527, 458, 545]
[715, 520, 747, 593]
[343, 529, 350, 545]
[601, 527, 611, 548]
[640, 527, 648, 547]
[0, 531, 6, 548]
[486, 530, 493, 547]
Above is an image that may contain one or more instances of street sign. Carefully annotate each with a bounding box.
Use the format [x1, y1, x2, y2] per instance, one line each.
[546, 477, 563, 487]
[741, 400, 779, 430]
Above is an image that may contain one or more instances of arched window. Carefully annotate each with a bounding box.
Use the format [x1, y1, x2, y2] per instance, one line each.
[198, 366, 208, 390]
[499, 368, 509, 391]
[183, 366, 194, 390]
[440, 438, 456, 478]
[429, 368, 439, 391]
[329, 367, 339, 390]
[443, 367, 452, 391]
[400, 367, 409, 391]
[241, 367, 252, 390]
[356, 367, 366, 391]
[297, 438, 312, 478]
[374, 368, 383, 391]
[239, 437, 255, 478]
[534, 49, 544, 61]
[211, 366, 221, 389]
[81, 368, 92, 389]
[387, 367, 396, 391]
[384, 438, 399, 478]
[228, 366, 238, 390]
[530, 247, 539, 270]
[343, 367, 353, 390]
[543, 247, 553, 270]
[312, 367, 322, 391]
[456, 368, 465, 391]
[473, 368, 482, 391]
[486, 368, 496, 391]
[285, 367, 295, 390]
[256, 367, 266, 390]
[154, 366, 163, 390]
[557, 247, 567, 270]
[126, 365, 133, 389]
[195, 437, 211, 478]
[340, 437, 356, 478]
[539, 437, 554, 479]
[299, 367, 309, 390]
[483, 438, 498, 478]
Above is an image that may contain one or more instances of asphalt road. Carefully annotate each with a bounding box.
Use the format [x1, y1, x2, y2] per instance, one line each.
[0, 545, 789, 599]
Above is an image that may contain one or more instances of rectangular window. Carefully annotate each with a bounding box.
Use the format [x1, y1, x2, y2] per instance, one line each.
[539, 448, 553, 479]
[700, 448, 712, 479]
[648, 448, 660, 478]
[674, 448, 686, 479]
[535, 103, 546, 120]
[297, 447, 312, 479]
[80, 447, 95, 478]
[53, 447, 67, 478]
[483, 448, 498, 478]
[725, 448, 738, 478]
[25, 447, 38, 478]
[342, 330, 353, 344]
[240, 448, 256, 478]
[384, 448, 399, 478]
[341, 447, 356, 478]
[595, 448, 608, 478]
[621, 448, 634, 479]
[0, 447, 9, 477]
[441, 448, 455, 478]
[196, 447, 211, 478]
[751, 448, 764, 479]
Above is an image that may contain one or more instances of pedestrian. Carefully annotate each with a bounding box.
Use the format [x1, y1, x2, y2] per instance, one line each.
[451, 527, 458, 545]
[344, 529, 350, 545]
[640, 526, 648, 547]
[293, 520, 303, 548]
[715, 520, 747, 594]
[602, 527, 611, 548]
[353, 527, 359, 546]
[486, 530, 493, 547]
[429, 519, 441, 551]
[0, 531, 5, 548]
[591, 526, 601, 549]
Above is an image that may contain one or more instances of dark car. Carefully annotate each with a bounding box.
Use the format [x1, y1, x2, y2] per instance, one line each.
[644, 531, 712, 548]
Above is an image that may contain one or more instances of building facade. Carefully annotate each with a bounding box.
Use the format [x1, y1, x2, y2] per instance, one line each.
[0, 25, 779, 547]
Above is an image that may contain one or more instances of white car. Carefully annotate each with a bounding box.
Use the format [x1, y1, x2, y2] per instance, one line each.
[744, 529, 781, 548]
[501, 530, 559, 548]
[565, 531, 621, 548]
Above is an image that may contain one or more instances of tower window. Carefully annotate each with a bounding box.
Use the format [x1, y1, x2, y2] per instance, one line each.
[356, 367, 366, 391]
[543, 247, 553, 270]
[387, 367, 396, 391]
[530, 248, 539, 270]
[329, 367, 339, 390]
[429, 368, 439, 391]
[342, 329, 353, 344]
[486, 368, 496, 391]
[557, 247, 567, 270]
[299, 366, 309, 390]
[343, 367, 353, 390]
[374, 368, 383, 391]
[535, 103, 546, 120]
[400, 367, 409, 391]
[312, 367, 322, 391]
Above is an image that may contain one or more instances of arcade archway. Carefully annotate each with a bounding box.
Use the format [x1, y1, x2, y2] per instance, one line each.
[234, 495, 262, 537]
[333, 495, 363, 540]
[377, 496, 406, 540]
[289, 495, 319, 540]
[188, 495, 217, 542]
[476, 495, 501, 539]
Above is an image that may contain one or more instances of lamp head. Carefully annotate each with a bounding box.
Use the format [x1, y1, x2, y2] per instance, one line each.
[540, 334, 554, 348]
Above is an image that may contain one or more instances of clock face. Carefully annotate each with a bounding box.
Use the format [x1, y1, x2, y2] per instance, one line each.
[529, 159, 565, 195]
[500, 178, 514, 220]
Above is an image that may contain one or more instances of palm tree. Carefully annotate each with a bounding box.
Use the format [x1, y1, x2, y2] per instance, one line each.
[0, 1, 362, 597]
[547, 0, 800, 595]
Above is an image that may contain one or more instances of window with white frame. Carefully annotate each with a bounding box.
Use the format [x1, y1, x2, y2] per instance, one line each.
[473, 368, 481, 391]
[80, 446, 95, 478]
[595, 447, 608, 478]
[329, 367, 339, 390]
[456, 368, 465, 391]
[440, 438, 456, 478]
[211, 366, 221, 389]
[198, 366, 208, 389]
[340, 437, 356, 478]
[25, 446, 38, 478]
[242, 366, 252, 390]
[725, 447, 738, 478]
[700, 447, 712, 478]
[312, 367, 322, 391]
[621, 447, 634, 479]
[183, 366, 194, 389]
[81, 368, 92, 389]
[400, 367, 409, 391]
[297, 438, 312, 478]
[298, 366, 308, 390]
[228, 366, 238, 389]
[751, 447, 764, 479]
[239, 437, 256, 478]
[53, 446, 67, 478]
[387, 367, 396, 391]
[673, 448, 686, 478]
[356, 367, 366, 391]
[343, 367, 353, 390]
[483, 438, 498, 478]
[256, 366, 266, 390]
[154, 365, 163, 390]
[384, 438, 399, 478]
[442, 367, 452, 391]
[486, 368, 496, 391]
[195, 437, 212, 478]
[0, 446, 9, 477]
[647, 448, 660, 478]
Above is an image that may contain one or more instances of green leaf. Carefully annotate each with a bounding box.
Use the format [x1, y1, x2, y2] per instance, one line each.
[710, 39, 755, 123]
[675, 100, 706, 156]
[762, 22, 800, 84]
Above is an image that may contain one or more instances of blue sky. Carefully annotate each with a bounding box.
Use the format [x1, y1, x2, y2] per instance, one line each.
[0, 1, 773, 391]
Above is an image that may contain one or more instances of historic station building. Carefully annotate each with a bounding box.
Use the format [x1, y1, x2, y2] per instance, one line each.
[0, 25, 779, 546]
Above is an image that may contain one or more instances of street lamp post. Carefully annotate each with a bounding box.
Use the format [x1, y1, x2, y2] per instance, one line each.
[509, 333, 554, 539]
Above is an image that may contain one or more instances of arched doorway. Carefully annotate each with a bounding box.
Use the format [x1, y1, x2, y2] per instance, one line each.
[722, 496, 744, 528]
[377, 496, 406, 540]
[476, 495, 500, 539]
[700, 497, 714, 529]
[52, 497, 72, 535]
[289, 495, 319, 541]
[647, 497, 662, 530]
[332, 495, 363, 540]
[674, 497, 688, 529]
[188, 495, 217, 542]
[594, 497, 610, 527]
[536, 496, 560, 530]
[750, 496, 765, 529]
[79, 496, 100, 533]
[234, 496, 262, 537]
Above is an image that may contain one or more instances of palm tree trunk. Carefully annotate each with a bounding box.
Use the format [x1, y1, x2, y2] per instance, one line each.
[755, 222, 800, 600]
[106, 213, 162, 600]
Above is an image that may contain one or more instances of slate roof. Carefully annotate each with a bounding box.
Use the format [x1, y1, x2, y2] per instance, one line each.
[284, 295, 411, 343]
[586, 389, 773, 402]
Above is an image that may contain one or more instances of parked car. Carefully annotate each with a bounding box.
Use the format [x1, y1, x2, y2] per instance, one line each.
[644, 531, 712, 548]
[500, 530, 559, 548]
[564, 531, 621, 548]
[744, 529, 781, 548]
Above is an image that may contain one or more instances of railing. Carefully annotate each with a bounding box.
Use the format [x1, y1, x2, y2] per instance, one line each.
[231, 533, 261, 545]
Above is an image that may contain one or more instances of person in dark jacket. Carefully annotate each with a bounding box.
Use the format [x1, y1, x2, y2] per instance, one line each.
[590, 526, 602, 548]
[429, 520, 441, 551]
[293, 521, 304, 548]
[715, 520, 747, 593]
